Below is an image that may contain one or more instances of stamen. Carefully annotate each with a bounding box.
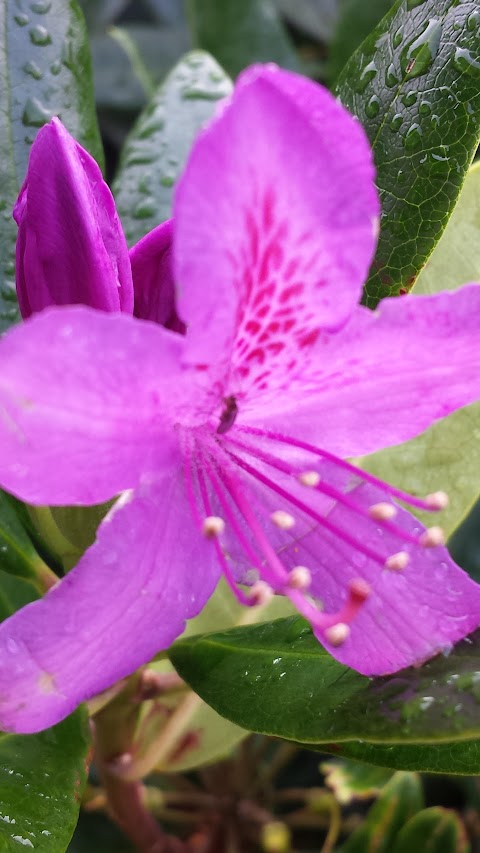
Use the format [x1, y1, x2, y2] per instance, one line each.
[298, 470, 321, 487]
[385, 551, 410, 571]
[287, 566, 312, 590]
[325, 623, 350, 646]
[368, 502, 397, 521]
[425, 491, 449, 510]
[249, 581, 274, 606]
[271, 510, 296, 530]
[202, 515, 225, 538]
[420, 526, 445, 547]
[237, 426, 448, 514]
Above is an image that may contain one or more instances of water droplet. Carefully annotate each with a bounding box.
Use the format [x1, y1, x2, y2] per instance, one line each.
[365, 95, 380, 118]
[453, 47, 480, 78]
[160, 175, 175, 188]
[22, 96, 54, 127]
[1, 283, 18, 303]
[29, 24, 51, 45]
[14, 13, 30, 26]
[467, 11, 480, 31]
[23, 60, 43, 80]
[404, 123, 423, 151]
[401, 90, 417, 107]
[429, 150, 450, 176]
[50, 59, 61, 75]
[181, 85, 225, 101]
[353, 60, 377, 94]
[385, 62, 399, 88]
[30, 0, 52, 11]
[393, 28, 403, 48]
[400, 19, 442, 80]
[419, 99, 432, 116]
[390, 113, 404, 132]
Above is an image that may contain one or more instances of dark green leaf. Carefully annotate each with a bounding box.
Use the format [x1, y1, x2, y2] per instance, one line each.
[275, 0, 339, 42]
[336, 0, 480, 307]
[341, 772, 423, 853]
[323, 738, 480, 775]
[0, 0, 103, 333]
[113, 50, 232, 246]
[0, 710, 90, 852]
[0, 569, 39, 623]
[186, 0, 299, 78]
[169, 617, 480, 745]
[329, 0, 396, 83]
[392, 807, 470, 853]
[0, 493, 51, 584]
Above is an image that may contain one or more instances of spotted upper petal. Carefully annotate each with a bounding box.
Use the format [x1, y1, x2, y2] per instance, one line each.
[242, 285, 480, 458]
[174, 64, 379, 389]
[14, 118, 133, 317]
[0, 447, 221, 733]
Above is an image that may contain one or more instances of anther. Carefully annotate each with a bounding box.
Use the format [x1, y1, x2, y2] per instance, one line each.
[385, 551, 410, 571]
[271, 510, 296, 530]
[368, 502, 397, 521]
[420, 526, 445, 547]
[287, 566, 311, 590]
[249, 580, 274, 606]
[202, 516, 225, 538]
[325, 623, 350, 647]
[425, 491, 449, 511]
[298, 470, 321, 487]
[348, 578, 371, 603]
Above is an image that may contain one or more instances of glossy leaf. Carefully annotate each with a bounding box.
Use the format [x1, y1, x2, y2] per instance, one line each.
[0, 569, 39, 623]
[0, 0, 103, 333]
[186, 0, 299, 78]
[392, 807, 470, 853]
[322, 738, 480, 775]
[329, 0, 396, 82]
[0, 709, 90, 852]
[275, 0, 339, 42]
[358, 163, 480, 539]
[113, 50, 232, 247]
[341, 772, 423, 853]
[321, 758, 393, 804]
[170, 617, 480, 746]
[336, 0, 480, 308]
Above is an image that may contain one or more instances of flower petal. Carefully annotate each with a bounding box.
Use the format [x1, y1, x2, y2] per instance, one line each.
[0, 454, 221, 733]
[244, 285, 480, 458]
[130, 219, 184, 332]
[14, 118, 133, 317]
[174, 64, 378, 387]
[210, 438, 480, 675]
[0, 306, 187, 504]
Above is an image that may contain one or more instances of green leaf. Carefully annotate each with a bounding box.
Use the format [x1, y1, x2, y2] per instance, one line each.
[0, 0, 103, 333]
[0, 492, 52, 585]
[329, 0, 396, 83]
[113, 50, 232, 247]
[340, 772, 423, 853]
[336, 0, 480, 308]
[170, 617, 480, 746]
[0, 709, 91, 852]
[186, 0, 299, 78]
[0, 569, 39, 622]
[358, 162, 480, 539]
[391, 807, 470, 853]
[322, 738, 480, 775]
[321, 758, 393, 804]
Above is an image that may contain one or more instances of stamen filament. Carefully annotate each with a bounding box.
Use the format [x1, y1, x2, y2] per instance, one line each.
[237, 426, 444, 513]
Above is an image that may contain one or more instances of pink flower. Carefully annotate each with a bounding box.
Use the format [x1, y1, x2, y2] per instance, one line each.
[1, 65, 480, 733]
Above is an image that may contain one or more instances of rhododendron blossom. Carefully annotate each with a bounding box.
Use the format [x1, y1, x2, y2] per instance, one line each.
[1, 65, 480, 734]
